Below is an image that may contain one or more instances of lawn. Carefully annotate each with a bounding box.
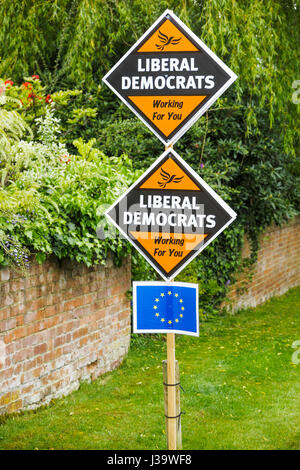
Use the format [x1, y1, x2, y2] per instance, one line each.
[0, 287, 299, 450]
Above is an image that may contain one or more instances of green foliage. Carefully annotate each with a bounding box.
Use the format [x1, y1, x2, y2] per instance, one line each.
[0, 93, 138, 270]
[51, 89, 82, 106]
[0, 0, 298, 151]
[0, 83, 34, 187]
[0, 2, 299, 312]
[1, 76, 50, 130]
[96, 117, 162, 170]
[15, 145, 135, 266]
[198, 1, 299, 141]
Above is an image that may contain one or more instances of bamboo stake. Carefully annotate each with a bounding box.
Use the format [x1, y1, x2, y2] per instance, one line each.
[166, 332, 177, 450]
[163, 360, 182, 450]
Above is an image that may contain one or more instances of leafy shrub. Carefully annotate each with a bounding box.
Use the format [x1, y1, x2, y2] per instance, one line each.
[0, 94, 138, 270]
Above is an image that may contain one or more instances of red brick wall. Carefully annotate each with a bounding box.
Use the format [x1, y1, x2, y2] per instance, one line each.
[225, 217, 300, 311]
[0, 255, 131, 414]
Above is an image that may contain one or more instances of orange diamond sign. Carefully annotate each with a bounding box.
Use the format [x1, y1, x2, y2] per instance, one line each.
[103, 9, 237, 145]
[105, 149, 237, 280]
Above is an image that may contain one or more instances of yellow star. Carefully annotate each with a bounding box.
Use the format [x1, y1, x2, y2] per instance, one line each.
[153, 305, 157, 309]
[160, 293, 165, 297]
[180, 314, 183, 318]
[175, 318, 179, 323]
[155, 313, 160, 317]
[179, 299, 183, 303]
[161, 318, 165, 322]
[168, 291, 172, 295]
[168, 320, 172, 324]
[155, 298, 159, 302]
[174, 293, 178, 297]
[181, 306, 184, 311]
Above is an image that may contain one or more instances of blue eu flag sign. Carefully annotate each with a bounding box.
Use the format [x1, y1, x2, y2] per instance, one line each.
[133, 281, 199, 336]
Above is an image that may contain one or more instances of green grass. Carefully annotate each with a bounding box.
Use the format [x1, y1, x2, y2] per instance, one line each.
[0, 287, 300, 450]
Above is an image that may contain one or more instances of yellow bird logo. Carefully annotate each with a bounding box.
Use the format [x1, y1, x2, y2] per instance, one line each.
[158, 167, 184, 188]
[155, 30, 182, 51]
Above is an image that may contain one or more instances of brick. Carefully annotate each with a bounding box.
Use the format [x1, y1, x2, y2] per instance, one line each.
[34, 343, 47, 356]
[73, 327, 88, 340]
[0, 390, 19, 406]
[41, 316, 60, 330]
[24, 310, 44, 324]
[4, 326, 28, 343]
[25, 286, 42, 302]
[9, 303, 24, 317]
[63, 297, 85, 312]
[13, 347, 33, 363]
[54, 334, 71, 348]
[7, 399, 23, 413]
[0, 318, 17, 331]
[27, 297, 48, 313]
[23, 358, 37, 372]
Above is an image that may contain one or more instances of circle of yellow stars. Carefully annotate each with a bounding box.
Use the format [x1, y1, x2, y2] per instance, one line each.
[153, 290, 184, 325]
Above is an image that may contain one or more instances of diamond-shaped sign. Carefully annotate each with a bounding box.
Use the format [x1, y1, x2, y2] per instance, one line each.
[103, 9, 237, 146]
[105, 149, 237, 280]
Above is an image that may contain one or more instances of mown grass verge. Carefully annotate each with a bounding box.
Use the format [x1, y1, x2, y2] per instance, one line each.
[0, 287, 299, 450]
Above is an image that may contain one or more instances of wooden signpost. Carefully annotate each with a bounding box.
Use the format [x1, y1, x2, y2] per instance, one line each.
[103, 9, 237, 450]
[163, 359, 182, 449]
[167, 332, 177, 450]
